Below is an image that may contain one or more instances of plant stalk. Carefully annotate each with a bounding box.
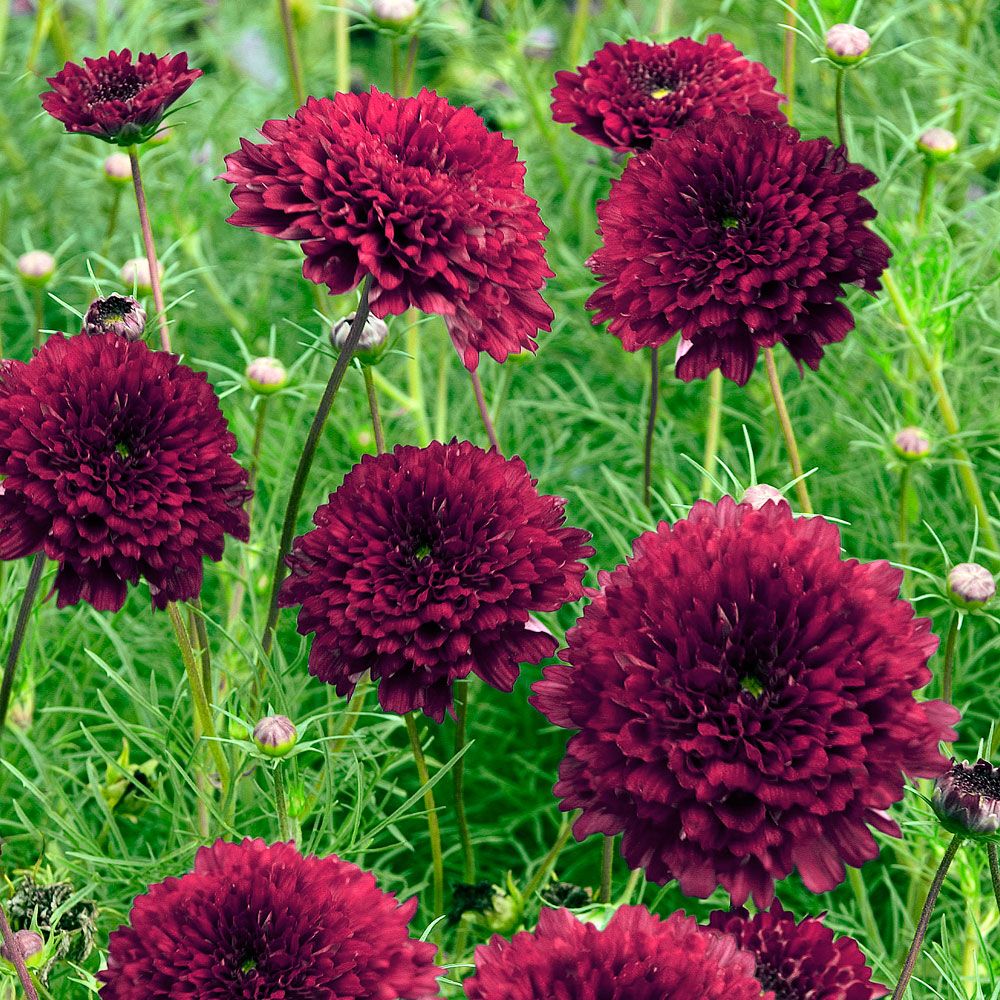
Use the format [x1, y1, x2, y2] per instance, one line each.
[763, 347, 813, 514]
[127, 147, 171, 352]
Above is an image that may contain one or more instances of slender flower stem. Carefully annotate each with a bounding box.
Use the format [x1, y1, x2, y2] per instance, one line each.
[916, 162, 936, 233]
[260, 274, 373, 660]
[643, 347, 660, 510]
[404, 712, 445, 929]
[401, 35, 419, 95]
[834, 68, 848, 149]
[277, 0, 306, 106]
[599, 835, 614, 903]
[523, 812, 578, 900]
[0, 894, 39, 1000]
[654, 0, 673, 35]
[127, 147, 171, 352]
[362, 366, 386, 455]
[102, 185, 123, 256]
[988, 843, 1000, 917]
[882, 270, 998, 558]
[941, 611, 960, 705]
[272, 764, 291, 840]
[848, 864, 885, 955]
[763, 348, 813, 514]
[334, 3, 350, 93]
[781, 0, 800, 124]
[0, 553, 46, 740]
[32, 286, 44, 350]
[328, 678, 370, 756]
[167, 601, 231, 792]
[405, 317, 431, 446]
[470, 370, 501, 452]
[190, 599, 213, 715]
[453, 681, 475, 883]
[700, 367, 723, 497]
[891, 833, 962, 1000]
[566, 0, 590, 67]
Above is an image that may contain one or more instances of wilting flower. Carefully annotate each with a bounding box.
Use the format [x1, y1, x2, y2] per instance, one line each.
[82, 294, 146, 341]
[222, 87, 554, 370]
[98, 839, 441, 999]
[280, 440, 593, 721]
[464, 905, 763, 1000]
[587, 114, 891, 385]
[532, 496, 958, 906]
[40, 49, 201, 145]
[0, 333, 250, 611]
[933, 759, 1000, 840]
[551, 35, 783, 153]
[709, 902, 888, 1000]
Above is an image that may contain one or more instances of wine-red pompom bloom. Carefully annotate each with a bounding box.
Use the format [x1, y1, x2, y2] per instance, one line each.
[709, 902, 889, 1000]
[0, 333, 250, 612]
[587, 114, 891, 385]
[222, 88, 554, 370]
[280, 441, 593, 722]
[552, 35, 783, 153]
[532, 497, 958, 906]
[464, 905, 764, 1000]
[40, 49, 201, 145]
[99, 839, 441, 999]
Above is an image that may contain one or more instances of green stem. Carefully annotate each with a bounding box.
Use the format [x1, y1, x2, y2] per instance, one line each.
[763, 347, 813, 514]
[781, 0, 800, 124]
[273, 764, 291, 840]
[916, 161, 936, 233]
[405, 712, 445, 931]
[890, 834, 962, 1000]
[599, 835, 614, 903]
[405, 317, 432, 446]
[899, 464, 913, 584]
[988, 843, 1000, 918]
[334, 2, 350, 93]
[401, 35, 419, 95]
[470, 370, 501, 452]
[32, 286, 43, 351]
[643, 347, 660, 510]
[653, 0, 673, 35]
[453, 682, 475, 883]
[834, 68, 848, 149]
[941, 611, 959, 705]
[329, 679, 369, 757]
[0, 895, 39, 1000]
[0, 554, 45, 741]
[127, 147, 171, 352]
[260, 274, 373, 661]
[523, 812, 577, 900]
[700, 367, 723, 497]
[848, 864, 885, 955]
[277, 0, 306, 106]
[363, 365, 386, 455]
[566, 0, 590, 67]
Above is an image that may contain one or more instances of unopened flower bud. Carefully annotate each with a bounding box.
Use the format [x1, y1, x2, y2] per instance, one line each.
[103, 152, 132, 185]
[933, 759, 1000, 840]
[331, 312, 390, 364]
[740, 484, 789, 510]
[947, 562, 996, 609]
[918, 127, 958, 160]
[524, 26, 558, 60]
[17, 250, 55, 286]
[246, 356, 288, 394]
[371, 0, 417, 27]
[893, 426, 931, 461]
[83, 294, 147, 341]
[825, 23, 871, 65]
[1, 929, 44, 964]
[120, 257, 162, 295]
[253, 715, 298, 757]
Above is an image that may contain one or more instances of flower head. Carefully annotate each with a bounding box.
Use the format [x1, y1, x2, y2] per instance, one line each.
[83, 294, 146, 341]
[918, 127, 958, 159]
[532, 496, 958, 905]
[893, 426, 931, 461]
[245, 356, 288, 394]
[739, 484, 788, 510]
[98, 838, 441, 999]
[41, 49, 200, 145]
[947, 562, 995, 609]
[280, 440, 593, 721]
[709, 902, 888, 1000]
[465, 906, 763, 1000]
[17, 250, 55, 286]
[551, 35, 783, 153]
[933, 759, 1000, 840]
[331, 312, 390, 364]
[252, 715, 298, 757]
[222, 88, 554, 370]
[0, 333, 250, 611]
[587, 114, 891, 385]
[825, 24, 872, 65]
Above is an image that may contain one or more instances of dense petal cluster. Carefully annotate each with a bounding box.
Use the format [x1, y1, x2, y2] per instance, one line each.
[464, 906, 763, 1000]
[532, 496, 958, 905]
[280, 440, 593, 721]
[587, 114, 891, 384]
[0, 333, 250, 611]
[709, 902, 888, 1000]
[551, 35, 783, 152]
[40, 49, 201, 145]
[222, 88, 554, 370]
[99, 839, 441, 999]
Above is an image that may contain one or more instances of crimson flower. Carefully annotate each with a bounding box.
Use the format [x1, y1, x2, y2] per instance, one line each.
[587, 114, 891, 384]
[280, 440, 593, 721]
[532, 496, 958, 906]
[222, 88, 553, 370]
[40, 49, 201, 145]
[552, 35, 783, 153]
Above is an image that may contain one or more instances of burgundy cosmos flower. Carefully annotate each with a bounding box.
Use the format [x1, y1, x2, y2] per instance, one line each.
[40, 49, 201, 145]
[587, 114, 891, 385]
[464, 905, 762, 1000]
[0, 333, 250, 612]
[222, 88, 553, 370]
[99, 839, 441, 999]
[551, 35, 783, 153]
[280, 440, 592, 722]
[709, 902, 888, 1000]
[532, 496, 958, 906]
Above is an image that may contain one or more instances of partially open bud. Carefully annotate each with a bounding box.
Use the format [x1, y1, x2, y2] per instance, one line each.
[740, 484, 789, 510]
[524, 25, 558, 61]
[1, 929, 44, 966]
[933, 759, 1000, 840]
[918, 127, 958, 160]
[17, 250, 56, 287]
[253, 715, 298, 757]
[103, 152, 132, 185]
[331, 312, 390, 364]
[246, 356, 288, 395]
[893, 426, 931, 461]
[83, 294, 147, 341]
[824, 23, 871, 65]
[947, 562, 996, 610]
[371, 0, 417, 27]
[120, 257, 162, 295]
